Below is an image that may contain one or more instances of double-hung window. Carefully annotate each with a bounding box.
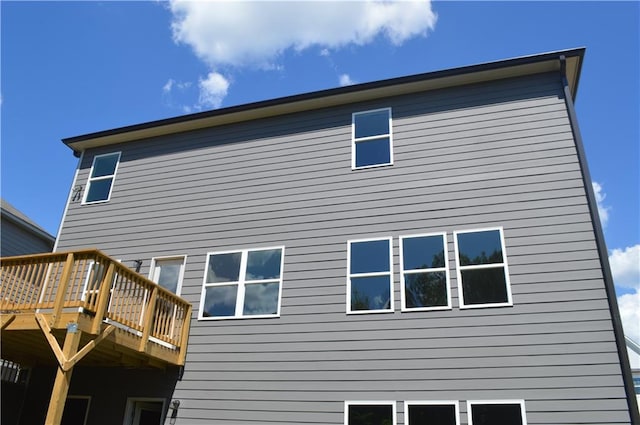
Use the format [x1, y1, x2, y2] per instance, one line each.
[83, 152, 121, 204]
[344, 401, 396, 425]
[400, 233, 451, 311]
[404, 401, 459, 425]
[347, 237, 393, 313]
[199, 247, 284, 319]
[454, 227, 512, 308]
[467, 400, 527, 425]
[352, 108, 393, 169]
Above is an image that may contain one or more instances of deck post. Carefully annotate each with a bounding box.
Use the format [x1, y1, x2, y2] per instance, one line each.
[52, 253, 75, 327]
[44, 324, 82, 425]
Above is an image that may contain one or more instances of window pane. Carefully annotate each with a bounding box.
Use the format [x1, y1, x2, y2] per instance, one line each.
[243, 282, 280, 315]
[470, 403, 523, 425]
[351, 240, 390, 274]
[155, 262, 182, 294]
[461, 267, 508, 305]
[457, 230, 503, 266]
[355, 137, 391, 168]
[408, 404, 456, 425]
[348, 404, 393, 425]
[351, 275, 391, 311]
[354, 110, 390, 139]
[85, 179, 113, 202]
[91, 153, 119, 177]
[246, 249, 282, 280]
[202, 285, 237, 317]
[403, 236, 445, 270]
[207, 252, 242, 283]
[404, 271, 447, 308]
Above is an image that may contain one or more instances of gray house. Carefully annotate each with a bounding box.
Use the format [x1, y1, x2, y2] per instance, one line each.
[1, 199, 55, 257]
[2, 48, 638, 425]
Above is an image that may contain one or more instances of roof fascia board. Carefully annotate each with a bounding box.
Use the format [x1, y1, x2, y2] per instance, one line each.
[63, 48, 584, 153]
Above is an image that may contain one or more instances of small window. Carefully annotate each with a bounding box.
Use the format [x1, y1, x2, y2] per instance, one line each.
[199, 247, 284, 319]
[467, 400, 527, 425]
[345, 401, 396, 425]
[405, 401, 459, 425]
[149, 256, 186, 295]
[400, 233, 451, 311]
[454, 228, 512, 308]
[83, 152, 121, 204]
[352, 108, 393, 169]
[347, 237, 393, 313]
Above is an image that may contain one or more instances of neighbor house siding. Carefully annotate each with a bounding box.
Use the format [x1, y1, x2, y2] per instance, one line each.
[1, 217, 54, 257]
[55, 72, 631, 424]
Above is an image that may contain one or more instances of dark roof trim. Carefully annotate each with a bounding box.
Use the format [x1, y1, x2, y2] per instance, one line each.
[63, 47, 585, 153]
[559, 58, 640, 422]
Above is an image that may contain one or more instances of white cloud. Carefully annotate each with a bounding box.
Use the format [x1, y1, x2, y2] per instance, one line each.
[163, 79, 175, 93]
[618, 292, 640, 343]
[592, 181, 610, 228]
[168, 1, 437, 106]
[610, 245, 640, 291]
[198, 72, 230, 110]
[170, 1, 436, 69]
[339, 74, 356, 86]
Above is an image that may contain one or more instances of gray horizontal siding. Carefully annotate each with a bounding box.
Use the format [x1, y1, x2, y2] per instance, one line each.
[56, 72, 631, 424]
[1, 219, 53, 256]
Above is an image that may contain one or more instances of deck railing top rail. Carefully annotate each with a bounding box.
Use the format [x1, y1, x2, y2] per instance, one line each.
[1, 249, 192, 365]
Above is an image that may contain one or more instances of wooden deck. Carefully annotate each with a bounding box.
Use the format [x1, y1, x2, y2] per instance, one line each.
[0, 249, 192, 369]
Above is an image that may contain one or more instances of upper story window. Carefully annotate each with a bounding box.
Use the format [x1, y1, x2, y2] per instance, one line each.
[199, 247, 284, 320]
[405, 401, 459, 425]
[400, 233, 451, 311]
[83, 152, 121, 204]
[454, 227, 512, 308]
[352, 108, 393, 169]
[149, 256, 186, 295]
[467, 400, 527, 425]
[347, 237, 393, 314]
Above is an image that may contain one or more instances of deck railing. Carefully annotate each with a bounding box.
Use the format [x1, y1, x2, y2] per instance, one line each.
[0, 249, 191, 363]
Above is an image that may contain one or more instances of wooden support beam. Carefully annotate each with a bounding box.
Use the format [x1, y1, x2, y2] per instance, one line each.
[35, 314, 67, 368]
[44, 324, 82, 425]
[63, 325, 115, 370]
[0, 314, 16, 330]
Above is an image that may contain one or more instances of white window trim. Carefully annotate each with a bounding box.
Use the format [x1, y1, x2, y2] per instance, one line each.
[82, 151, 122, 205]
[351, 107, 394, 170]
[399, 232, 451, 311]
[344, 401, 397, 425]
[148, 255, 187, 296]
[466, 399, 527, 425]
[404, 400, 459, 425]
[198, 246, 285, 320]
[347, 237, 394, 314]
[453, 226, 513, 309]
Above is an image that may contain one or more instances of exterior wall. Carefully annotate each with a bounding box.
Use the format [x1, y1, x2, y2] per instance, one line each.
[1, 216, 54, 257]
[56, 72, 632, 424]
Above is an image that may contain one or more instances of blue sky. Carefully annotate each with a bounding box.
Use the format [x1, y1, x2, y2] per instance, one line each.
[1, 1, 638, 344]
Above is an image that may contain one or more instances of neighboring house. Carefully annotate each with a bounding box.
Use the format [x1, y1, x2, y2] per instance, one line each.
[1, 198, 55, 257]
[1, 48, 638, 425]
[628, 336, 640, 411]
[0, 200, 55, 425]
